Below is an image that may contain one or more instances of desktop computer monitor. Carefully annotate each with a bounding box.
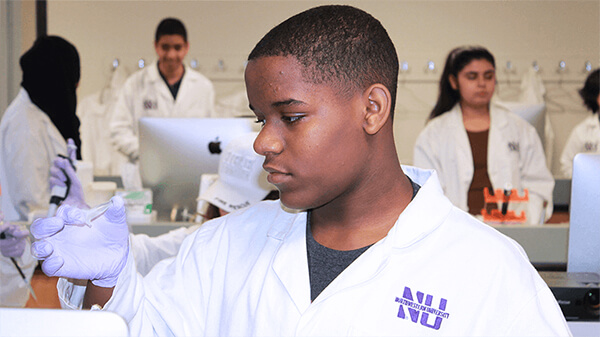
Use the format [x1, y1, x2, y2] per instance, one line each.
[502, 102, 546, 144]
[568, 153, 600, 275]
[138, 117, 259, 220]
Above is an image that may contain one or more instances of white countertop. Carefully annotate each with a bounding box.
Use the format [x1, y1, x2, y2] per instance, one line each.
[127, 221, 570, 267]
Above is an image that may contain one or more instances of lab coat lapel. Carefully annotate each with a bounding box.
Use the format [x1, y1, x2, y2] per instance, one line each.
[147, 61, 176, 112]
[450, 106, 474, 200]
[311, 168, 451, 305]
[270, 212, 311, 314]
[390, 167, 452, 247]
[172, 66, 192, 112]
[487, 104, 511, 189]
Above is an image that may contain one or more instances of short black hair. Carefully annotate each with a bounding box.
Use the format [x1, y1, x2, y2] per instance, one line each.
[579, 68, 599, 113]
[248, 5, 399, 117]
[155, 18, 187, 42]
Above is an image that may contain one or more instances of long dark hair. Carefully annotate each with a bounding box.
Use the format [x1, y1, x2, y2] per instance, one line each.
[429, 46, 495, 120]
[20, 35, 82, 159]
[579, 68, 599, 113]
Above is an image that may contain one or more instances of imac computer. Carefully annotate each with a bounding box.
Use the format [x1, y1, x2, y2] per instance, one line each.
[540, 153, 599, 325]
[138, 117, 258, 221]
[568, 153, 600, 275]
[502, 102, 546, 144]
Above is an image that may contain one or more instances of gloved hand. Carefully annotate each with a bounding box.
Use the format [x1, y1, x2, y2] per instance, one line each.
[0, 220, 29, 258]
[49, 138, 88, 209]
[31, 196, 129, 288]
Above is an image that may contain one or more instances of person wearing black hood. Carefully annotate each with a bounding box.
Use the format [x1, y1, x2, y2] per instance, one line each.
[0, 35, 81, 222]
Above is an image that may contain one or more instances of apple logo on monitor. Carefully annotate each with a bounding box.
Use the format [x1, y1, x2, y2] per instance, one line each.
[208, 138, 222, 154]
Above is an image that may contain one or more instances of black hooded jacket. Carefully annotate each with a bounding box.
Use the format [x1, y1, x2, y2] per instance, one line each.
[20, 35, 82, 159]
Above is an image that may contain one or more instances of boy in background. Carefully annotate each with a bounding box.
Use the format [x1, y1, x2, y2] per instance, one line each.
[110, 18, 215, 163]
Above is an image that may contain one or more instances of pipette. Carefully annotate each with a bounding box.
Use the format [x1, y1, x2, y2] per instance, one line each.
[501, 190, 511, 215]
[84, 200, 112, 227]
[0, 230, 38, 301]
[501, 183, 513, 216]
[47, 141, 78, 217]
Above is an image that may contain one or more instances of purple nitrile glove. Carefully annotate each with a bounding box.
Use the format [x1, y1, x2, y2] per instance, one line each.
[49, 139, 87, 209]
[0, 221, 30, 258]
[31, 196, 129, 287]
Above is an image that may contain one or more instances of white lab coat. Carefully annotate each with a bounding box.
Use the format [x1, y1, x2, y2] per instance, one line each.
[110, 61, 216, 162]
[130, 224, 200, 276]
[413, 103, 554, 224]
[0, 88, 67, 221]
[57, 167, 570, 336]
[560, 114, 600, 178]
[0, 240, 36, 307]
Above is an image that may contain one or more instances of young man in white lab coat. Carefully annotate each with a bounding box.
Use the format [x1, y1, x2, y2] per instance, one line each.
[32, 5, 570, 336]
[110, 18, 215, 163]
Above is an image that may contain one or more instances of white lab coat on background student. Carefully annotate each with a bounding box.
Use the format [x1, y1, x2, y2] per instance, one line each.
[110, 61, 215, 162]
[560, 114, 600, 178]
[57, 167, 570, 336]
[130, 225, 200, 276]
[0, 242, 36, 307]
[0, 89, 66, 221]
[413, 102, 554, 224]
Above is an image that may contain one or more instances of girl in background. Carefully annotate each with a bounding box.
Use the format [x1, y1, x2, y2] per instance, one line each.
[560, 68, 600, 178]
[414, 46, 554, 224]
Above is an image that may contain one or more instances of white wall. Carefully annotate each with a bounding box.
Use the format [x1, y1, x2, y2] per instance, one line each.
[1, 0, 38, 113]
[0, 1, 24, 113]
[45, 0, 599, 175]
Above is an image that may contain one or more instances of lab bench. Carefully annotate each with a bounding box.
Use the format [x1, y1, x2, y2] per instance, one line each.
[22, 219, 568, 268]
[492, 223, 568, 270]
[129, 221, 570, 269]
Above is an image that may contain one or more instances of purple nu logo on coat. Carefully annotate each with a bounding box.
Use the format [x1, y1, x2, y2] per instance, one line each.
[395, 286, 450, 330]
[584, 142, 598, 152]
[143, 100, 158, 110]
[508, 142, 520, 152]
